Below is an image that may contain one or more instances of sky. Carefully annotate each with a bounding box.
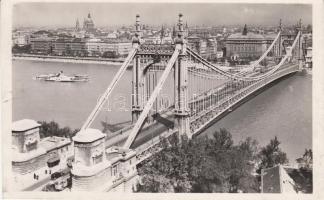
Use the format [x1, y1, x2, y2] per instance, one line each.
[13, 3, 312, 28]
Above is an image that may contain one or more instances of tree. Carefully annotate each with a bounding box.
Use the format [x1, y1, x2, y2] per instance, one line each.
[102, 51, 119, 58]
[136, 129, 260, 193]
[38, 121, 79, 139]
[306, 24, 312, 33]
[12, 44, 31, 54]
[301, 148, 313, 169]
[257, 136, 288, 173]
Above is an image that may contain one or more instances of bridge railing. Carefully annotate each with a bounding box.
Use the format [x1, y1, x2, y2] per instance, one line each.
[190, 63, 299, 134]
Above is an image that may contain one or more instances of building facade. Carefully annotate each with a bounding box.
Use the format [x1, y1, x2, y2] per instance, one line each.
[52, 38, 87, 56]
[225, 25, 268, 60]
[85, 40, 132, 57]
[187, 35, 217, 60]
[53, 38, 73, 56]
[30, 37, 55, 54]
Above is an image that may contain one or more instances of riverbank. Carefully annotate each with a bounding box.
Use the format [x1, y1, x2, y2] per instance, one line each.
[12, 54, 125, 66]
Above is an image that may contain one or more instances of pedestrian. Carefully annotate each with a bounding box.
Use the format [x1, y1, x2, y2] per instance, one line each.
[33, 173, 36, 179]
[45, 169, 47, 174]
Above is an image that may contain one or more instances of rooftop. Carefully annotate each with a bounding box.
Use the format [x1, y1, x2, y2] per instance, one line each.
[262, 165, 281, 193]
[40, 136, 71, 152]
[264, 33, 278, 40]
[12, 119, 41, 132]
[227, 32, 264, 40]
[73, 128, 105, 143]
[262, 165, 313, 193]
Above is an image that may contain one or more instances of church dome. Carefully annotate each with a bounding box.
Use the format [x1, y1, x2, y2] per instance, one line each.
[84, 18, 93, 24]
[83, 13, 94, 25]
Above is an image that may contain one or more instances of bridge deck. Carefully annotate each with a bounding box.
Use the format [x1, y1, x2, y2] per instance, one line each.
[104, 63, 298, 153]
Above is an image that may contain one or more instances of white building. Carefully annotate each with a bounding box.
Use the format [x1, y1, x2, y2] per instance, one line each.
[85, 39, 132, 57]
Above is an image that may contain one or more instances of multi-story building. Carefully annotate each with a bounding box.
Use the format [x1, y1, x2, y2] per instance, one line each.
[85, 39, 132, 57]
[13, 34, 30, 47]
[100, 41, 132, 57]
[206, 36, 218, 60]
[143, 35, 162, 44]
[53, 38, 73, 56]
[85, 38, 102, 56]
[225, 25, 267, 60]
[187, 36, 208, 57]
[187, 35, 217, 60]
[11, 119, 73, 191]
[53, 38, 87, 56]
[30, 37, 55, 54]
[70, 38, 87, 56]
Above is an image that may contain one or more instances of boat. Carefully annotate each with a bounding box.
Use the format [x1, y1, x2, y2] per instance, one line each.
[34, 71, 89, 82]
[34, 73, 57, 80]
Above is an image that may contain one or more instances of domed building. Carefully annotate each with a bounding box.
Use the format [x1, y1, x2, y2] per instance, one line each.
[83, 13, 95, 33]
[225, 24, 267, 60]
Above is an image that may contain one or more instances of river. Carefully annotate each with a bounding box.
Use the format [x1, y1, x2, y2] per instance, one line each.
[12, 59, 312, 163]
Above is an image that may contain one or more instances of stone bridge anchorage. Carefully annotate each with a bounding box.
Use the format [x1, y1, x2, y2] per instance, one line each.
[71, 14, 305, 192]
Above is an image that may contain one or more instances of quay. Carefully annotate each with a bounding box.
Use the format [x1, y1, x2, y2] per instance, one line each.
[12, 54, 125, 66]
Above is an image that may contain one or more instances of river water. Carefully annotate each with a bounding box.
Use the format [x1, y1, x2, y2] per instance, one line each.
[12, 59, 312, 163]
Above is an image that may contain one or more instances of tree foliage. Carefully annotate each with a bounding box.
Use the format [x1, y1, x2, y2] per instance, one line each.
[38, 120, 79, 139]
[300, 148, 313, 169]
[257, 136, 288, 173]
[136, 129, 260, 193]
[12, 44, 31, 54]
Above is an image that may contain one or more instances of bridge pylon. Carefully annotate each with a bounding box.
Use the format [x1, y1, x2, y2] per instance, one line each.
[297, 19, 304, 70]
[173, 14, 191, 139]
[278, 19, 282, 59]
[131, 14, 146, 123]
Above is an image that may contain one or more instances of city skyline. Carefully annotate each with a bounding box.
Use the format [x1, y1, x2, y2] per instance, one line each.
[13, 3, 312, 28]
[7, 1, 314, 194]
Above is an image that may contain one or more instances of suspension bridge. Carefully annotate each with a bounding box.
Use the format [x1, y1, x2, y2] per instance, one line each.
[71, 14, 305, 192]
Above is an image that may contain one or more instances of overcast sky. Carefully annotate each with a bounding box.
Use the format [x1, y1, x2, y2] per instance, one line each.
[13, 3, 312, 28]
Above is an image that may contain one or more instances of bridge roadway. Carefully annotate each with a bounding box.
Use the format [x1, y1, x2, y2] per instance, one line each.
[103, 62, 298, 153]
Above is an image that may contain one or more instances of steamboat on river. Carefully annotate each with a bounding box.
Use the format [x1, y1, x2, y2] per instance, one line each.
[34, 71, 89, 82]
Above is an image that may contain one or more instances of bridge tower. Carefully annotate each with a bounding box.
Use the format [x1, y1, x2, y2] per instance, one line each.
[131, 14, 145, 123]
[297, 19, 304, 70]
[278, 19, 282, 58]
[174, 14, 191, 139]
